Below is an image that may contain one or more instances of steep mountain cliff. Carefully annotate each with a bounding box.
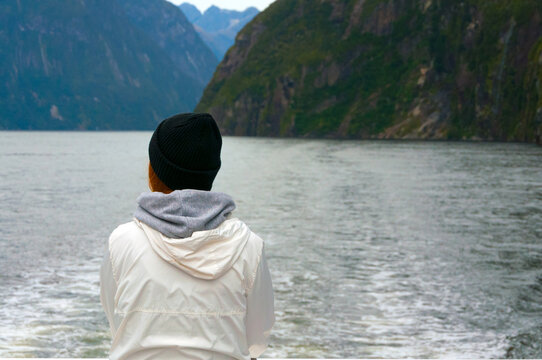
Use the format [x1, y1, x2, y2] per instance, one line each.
[118, 0, 217, 87]
[196, 0, 542, 143]
[179, 3, 259, 60]
[0, 0, 210, 130]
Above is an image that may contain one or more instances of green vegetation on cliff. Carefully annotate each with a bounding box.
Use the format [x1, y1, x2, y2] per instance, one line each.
[196, 0, 542, 142]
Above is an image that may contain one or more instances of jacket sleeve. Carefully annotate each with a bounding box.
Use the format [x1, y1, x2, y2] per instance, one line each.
[246, 247, 275, 358]
[100, 246, 121, 337]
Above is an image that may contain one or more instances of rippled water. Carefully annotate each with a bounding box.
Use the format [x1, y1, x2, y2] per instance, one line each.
[0, 132, 541, 358]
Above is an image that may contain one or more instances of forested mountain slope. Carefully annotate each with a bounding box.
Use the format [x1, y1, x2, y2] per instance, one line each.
[0, 0, 212, 129]
[197, 0, 542, 142]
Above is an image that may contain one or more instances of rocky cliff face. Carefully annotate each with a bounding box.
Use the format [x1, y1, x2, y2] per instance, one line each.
[0, 0, 211, 130]
[196, 0, 542, 143]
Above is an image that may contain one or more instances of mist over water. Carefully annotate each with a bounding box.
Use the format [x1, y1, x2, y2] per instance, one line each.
[0, 132, 541, 358]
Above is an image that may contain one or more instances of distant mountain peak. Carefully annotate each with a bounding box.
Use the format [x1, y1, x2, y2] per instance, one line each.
[179, 2, 202, 22]
[179, 3, 260, 60]
[205, 5, 221, 13]
[243, 6, 259, 14]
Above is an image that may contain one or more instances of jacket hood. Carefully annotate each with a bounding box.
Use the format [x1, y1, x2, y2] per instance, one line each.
[133, 190, 247, 280]
[134, 190, 236, 238]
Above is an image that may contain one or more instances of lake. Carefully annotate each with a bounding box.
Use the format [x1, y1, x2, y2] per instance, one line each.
[0, 132, 541, 358]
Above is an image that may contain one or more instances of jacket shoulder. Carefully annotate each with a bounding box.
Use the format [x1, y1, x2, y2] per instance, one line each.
[231, 218, 264, 254]
[108, 220, 149, 282]
[109, 220, 141, 244]
[230, 218, 265, 291]
[108, 221, 147, 265]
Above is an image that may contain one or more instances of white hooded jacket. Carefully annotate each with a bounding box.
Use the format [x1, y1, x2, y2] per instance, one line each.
[100, 191, 274, 360]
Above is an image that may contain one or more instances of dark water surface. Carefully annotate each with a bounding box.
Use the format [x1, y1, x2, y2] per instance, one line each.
[0, 132, 541, 358]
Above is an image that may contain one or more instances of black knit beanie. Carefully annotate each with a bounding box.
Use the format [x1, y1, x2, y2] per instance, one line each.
[149, 113, 222, 191]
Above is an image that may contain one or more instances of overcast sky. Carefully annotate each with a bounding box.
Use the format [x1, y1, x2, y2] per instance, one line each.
[167, 0, 275, 12]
